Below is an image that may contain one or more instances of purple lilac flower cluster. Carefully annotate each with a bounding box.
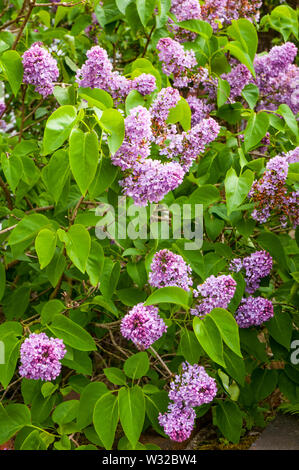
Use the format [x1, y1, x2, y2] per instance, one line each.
[230, 250, 273, 294]
[191, 274, 236, 317]
[159, 117, 220, 171]
[120, 303, 167, 350]
[150, 87, 181, 126]
[186, 96, 214, 126]
[76, 46, 156, 103]
[112, 87, 219, 205]
[149, 249, 193, 291]
[120, 159, 185, 206]
[248, 155, 299, 227]
[235, 296, 274, 328]
[201, 0, 262, 30]
[285, 147, 299, 164]
[168, 0, 202, 42]
[19, 333, 66, 381]
[159, 362, 217, 442]
[157, 38, 197, 88]
[158, 403, 196, 442]
[22, 43, 59, 97]
[253, 42, 299, 113]
[112, 106, 152, 170]
[222, 64, 252, 101]
[168, 362, 217, 407]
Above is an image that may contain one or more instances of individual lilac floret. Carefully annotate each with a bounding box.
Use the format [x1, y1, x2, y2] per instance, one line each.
[191, 275, 236, 317]
[230, 251, 272, 294]
[235, 296, 274, 328]
[120, 303, 167, 350]
[132, 74, 156, 96]
[112, 106, 152, 170]
[158, 403, 196, 442]
[150, 87, 181, 126]
[0, 102, 5, 116]
[169, 362, 217, 407]
[157, 38, 197, 87]
[120, 159, 185, 206]
[19, 333, 66, 381]
[149, 249, 192, 291]
[22, 43, 59, 97]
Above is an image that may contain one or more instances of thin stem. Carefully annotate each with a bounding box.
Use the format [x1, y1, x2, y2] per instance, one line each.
[150, 346, 173, 377]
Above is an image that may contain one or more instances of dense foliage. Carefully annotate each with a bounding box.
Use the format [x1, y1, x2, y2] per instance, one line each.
[0, 0, 298, 451]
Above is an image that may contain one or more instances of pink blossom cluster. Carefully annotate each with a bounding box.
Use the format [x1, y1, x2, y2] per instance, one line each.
[76, 46, 157, 103]
[120, 303, 167, 350]
[191, 274, 237, 317]
[149, 249, 193, 291]
[248, 155, 299, 227]
[159, 362, 217, 442]
[19, 333, 66, 381]
[230, 250, 273, 294]
[22, 42, 59, 97]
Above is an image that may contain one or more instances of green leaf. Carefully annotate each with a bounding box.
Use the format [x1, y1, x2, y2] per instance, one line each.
[99, 258, 120, 299]
[104, 367, 127, 385]
[177, 19, 212, 39]
[193, 316, 225, 366]
[144, 286, 189, 309]
[118, 385, 145, 448]
[225, 43, 255, 78]
[0, 334, 21, 389]
[208, 308, 242, 358]
[8, 214, 50, 257]
[86, 240, 104, 287]
[41, 299, 65, 325]
[116, 0, 133, 14]
[267, 310, 292, 349]
[0, 404, 31, 444]
[124, 352, 149, 379]
[257, 232, 289, 272]
[99, 108, 125, 154]
[217, 78, 230, 108]
[35, 228, 57, 270]
[244, 112, 269, 151]
[0, 50, 23, 96]
[223, 349, 246, 386]
[43, 149, 70, 204]
[52, 400, 79, 426]
[178, 328, 203, 364]
[190, 185, 220, 206]
[46, 249, 66, 288]
[93, 392, 119, 450]
[48, 314, 96, 351]
[214, 400, 243, 443]
[69, 129, 99, 196]
[42, 105, 77, 155]
[166, 97, 191, 131]
[57, 224, 91, 273]
[88, 157, 118, 198]
[136, 0, 156, 27]
[20, 429, 47, 450]
[227, 19, 258, 61]
[241, 83, 259, 109]
[1, 153, 23, 193]
[251, 369, 278, 402]
[225, 168, 254, 215]
[77, 382, 108, 429]
[78, 87, 113, 109]
[277, 104, 298, 139]
[239, 329, 268, 362]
